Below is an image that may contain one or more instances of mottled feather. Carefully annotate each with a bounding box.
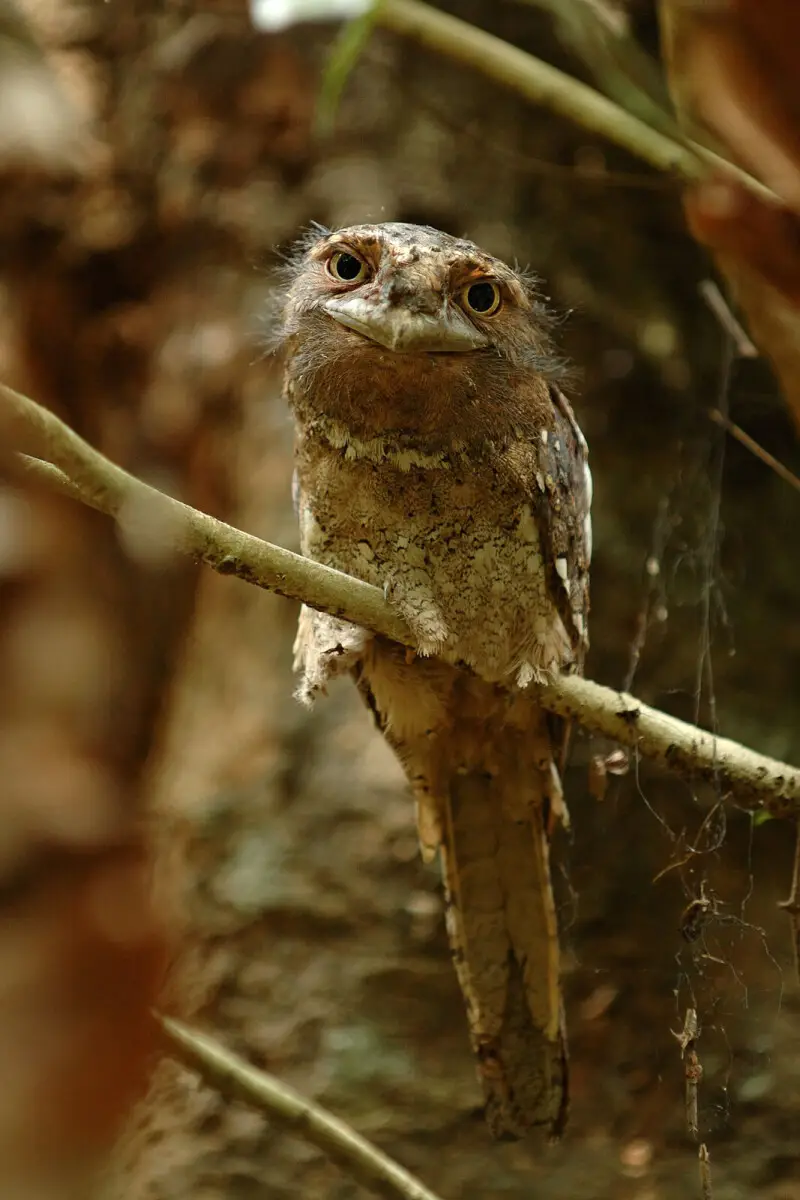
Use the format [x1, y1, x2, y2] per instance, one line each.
[277, 221, 591, 1139]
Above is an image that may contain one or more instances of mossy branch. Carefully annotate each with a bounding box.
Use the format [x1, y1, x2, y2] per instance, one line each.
[3, 381, 798, 817]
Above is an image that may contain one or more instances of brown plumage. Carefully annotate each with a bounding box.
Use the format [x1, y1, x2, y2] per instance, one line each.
[276, 222, 591, 1139]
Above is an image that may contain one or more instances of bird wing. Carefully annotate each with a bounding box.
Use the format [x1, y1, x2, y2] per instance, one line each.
[542, 385, 591, 662]
[527, 385, 592, 668]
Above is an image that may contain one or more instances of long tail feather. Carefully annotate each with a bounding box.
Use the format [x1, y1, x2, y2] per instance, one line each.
[440, 724, 568, 1139]
[353, 644, 569, 1138]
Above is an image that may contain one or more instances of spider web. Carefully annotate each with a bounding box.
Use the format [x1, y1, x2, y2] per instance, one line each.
[619, 322, 786, 1145]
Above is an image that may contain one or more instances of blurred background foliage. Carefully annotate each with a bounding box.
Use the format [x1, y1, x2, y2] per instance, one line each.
[0, 1, 799, 1197]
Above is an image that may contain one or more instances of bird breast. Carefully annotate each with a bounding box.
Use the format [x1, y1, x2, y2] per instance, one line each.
[296, 429, 572, 683]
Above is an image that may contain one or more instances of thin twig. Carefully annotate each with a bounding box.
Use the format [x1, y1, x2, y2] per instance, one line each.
[778, 822, 800, 982]
[684, 1047, 703, 1140]
[378, 0, 775, 200]
[672, 1007, 698, 1055]
[707, 408, 800, 495]
[699, 281, 758, 358]
[3, 382, 800, 817]
[671, 1006, 702, 1139]
[159, 1016, 446, 1200]
[699, 1143, 713, 1200]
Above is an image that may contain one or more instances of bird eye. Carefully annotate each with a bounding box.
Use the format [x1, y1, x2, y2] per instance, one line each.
[327, 251, 369, 283]
[462, 280, 502, 317]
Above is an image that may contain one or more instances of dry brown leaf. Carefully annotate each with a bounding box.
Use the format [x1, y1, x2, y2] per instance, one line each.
[660, 0, 800, 427]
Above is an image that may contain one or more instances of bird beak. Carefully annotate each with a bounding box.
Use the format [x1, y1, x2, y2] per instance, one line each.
[322, 294, 489, 353]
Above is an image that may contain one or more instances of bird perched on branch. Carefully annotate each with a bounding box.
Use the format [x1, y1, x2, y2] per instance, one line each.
[276, 222, 591, 1140]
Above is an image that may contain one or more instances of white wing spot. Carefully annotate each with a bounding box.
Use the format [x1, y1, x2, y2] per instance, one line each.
[583, 460, 594, 562]
[516, 503, 538, 543]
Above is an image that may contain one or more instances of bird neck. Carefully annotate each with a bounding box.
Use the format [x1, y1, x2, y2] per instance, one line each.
[283, 344, 554, 457]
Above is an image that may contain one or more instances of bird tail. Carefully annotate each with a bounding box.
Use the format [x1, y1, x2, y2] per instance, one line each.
[437, 697, 569, 1140]
[353, 647, 569, 1138]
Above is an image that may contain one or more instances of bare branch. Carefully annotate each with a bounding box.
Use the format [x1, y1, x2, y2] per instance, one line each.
[378, 0, 774, 199]
[707, 408, 800, 495]
[699, 280, 758, 358]
[160, 1016, 446, 1200]
[535, 673, 799, 817]
[3, 381, 799, 817]
[699, 1143, 714, 1200]
[3, 382, 410, 646]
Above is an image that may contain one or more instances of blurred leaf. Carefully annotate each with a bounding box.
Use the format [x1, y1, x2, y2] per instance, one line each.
[0, 0, 85, 168]
[250, 0, 370, 33]
[315, 0, 384, 136]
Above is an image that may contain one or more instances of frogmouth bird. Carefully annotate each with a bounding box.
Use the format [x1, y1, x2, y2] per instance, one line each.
[276, 222, 591, 1140]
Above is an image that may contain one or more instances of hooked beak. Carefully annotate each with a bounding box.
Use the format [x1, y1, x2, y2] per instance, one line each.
[322, 293, 489, 353]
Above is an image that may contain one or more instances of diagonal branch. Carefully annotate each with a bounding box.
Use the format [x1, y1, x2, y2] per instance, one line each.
[3, 381, 799, 817]
[378, 0, 774, 200]
[160, 1016, 446, 1200]
[3, 382, 409, 646]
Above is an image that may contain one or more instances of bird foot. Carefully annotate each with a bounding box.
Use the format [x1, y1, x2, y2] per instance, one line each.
[382, 571, 449, 659]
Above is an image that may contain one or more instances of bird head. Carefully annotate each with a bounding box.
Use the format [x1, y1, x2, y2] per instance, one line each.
[276, 223, 565, 446]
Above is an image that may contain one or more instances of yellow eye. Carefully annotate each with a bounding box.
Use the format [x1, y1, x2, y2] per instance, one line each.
[327, 250, 369, 283]
[461, 279, 502, 317]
